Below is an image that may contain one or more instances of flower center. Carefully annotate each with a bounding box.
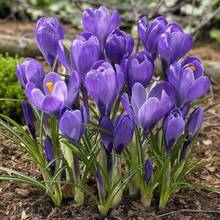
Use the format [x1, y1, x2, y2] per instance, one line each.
[46, 81, 53, 94]
[186, 64, 196, 72]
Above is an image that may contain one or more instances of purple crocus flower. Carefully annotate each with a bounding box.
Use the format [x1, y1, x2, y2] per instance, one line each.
[113, 114, 134, 154]
[124, 51, 154, 91]
[26, 71, 80, 115]
[186, 107, 204, 136]
[35, 17, 64, 67]
[121, 82, 175, 131]
[180, 107, 204, 160]
[105, 29, 134, 64]
[158, 23, 192, 70]
[82, 6, 120, 47]
[22, 100, 36, 139]
[181, 56, 204, 79]
[59, 107, 87, 142]
[16, 58, 45, 88]
[167, 59, 210, 107]
[144, 159, 153, 185]
[70, 32, 100, 81]
[44, 135, 54, 162]
[99, 116, 114, 154]
[163, 108, 185, 153]
[85, 60, 124, 116]
[138, 16, 167, 60]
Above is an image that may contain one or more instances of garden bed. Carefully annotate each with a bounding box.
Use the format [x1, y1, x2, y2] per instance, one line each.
[0, 84, 219, 220]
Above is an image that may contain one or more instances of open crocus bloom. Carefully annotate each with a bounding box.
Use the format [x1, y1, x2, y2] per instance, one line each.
[167, 57, 210, 107]
[26, 72, 80, 115]
[121, 82, 175, 131]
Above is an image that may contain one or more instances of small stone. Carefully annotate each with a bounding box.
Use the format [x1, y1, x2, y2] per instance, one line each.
[15, 188, 30, 197]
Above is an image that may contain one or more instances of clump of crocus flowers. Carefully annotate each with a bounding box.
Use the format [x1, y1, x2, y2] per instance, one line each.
[0, 6, 211, 216]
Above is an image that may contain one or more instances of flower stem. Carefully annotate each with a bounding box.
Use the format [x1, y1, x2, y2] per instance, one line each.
[111, 153, 123, 208]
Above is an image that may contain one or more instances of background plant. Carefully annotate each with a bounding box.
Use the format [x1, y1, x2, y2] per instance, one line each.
[0, 54, 24, 121]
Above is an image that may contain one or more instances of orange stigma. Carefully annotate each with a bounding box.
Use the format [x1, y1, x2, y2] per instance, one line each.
[186, 64, 196, 72]
[46, 81, 53, 94]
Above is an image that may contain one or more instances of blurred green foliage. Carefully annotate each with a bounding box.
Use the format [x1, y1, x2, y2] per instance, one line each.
[0, 55, 24, 121]
[0, 0, 219, 40]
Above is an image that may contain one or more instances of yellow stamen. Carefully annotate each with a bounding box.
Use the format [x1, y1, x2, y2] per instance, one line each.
[186, 64, 196, 72]
[46, 81, 53, 94]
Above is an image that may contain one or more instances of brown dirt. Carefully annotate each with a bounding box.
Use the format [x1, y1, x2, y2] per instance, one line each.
[0, 88, 219, 220]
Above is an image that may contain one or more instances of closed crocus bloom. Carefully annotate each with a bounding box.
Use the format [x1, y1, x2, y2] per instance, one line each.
[16, 58, 45, 88]
[186, 107, 204, 136]
[158, 24, 192, 70]
[85, 60, 124, 116]
[105, 29, 134, 64]
[144, 159, 153, 185]
[82, 6, 120, 46]
[138, 16, 167, 59]
[125, 51, 154, 91]
[26, 71, 80, 115]
[99, 116, 114, 154]
[163, 108, 185, 153]
[167, 60, 210, 107]
[121, 82, 175, 131]
[59, 109, 85, 142]
[113, 114, 134, 154]
[70, 32, 100, 80]
[35, 17, 64, 67]
[22, 100, 36, 139]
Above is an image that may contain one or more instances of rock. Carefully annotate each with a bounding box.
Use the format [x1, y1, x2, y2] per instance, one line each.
[15, 188, 30, 197]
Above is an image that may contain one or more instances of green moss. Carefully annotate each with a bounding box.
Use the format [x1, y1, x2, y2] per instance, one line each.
[0, 54, 24, 121]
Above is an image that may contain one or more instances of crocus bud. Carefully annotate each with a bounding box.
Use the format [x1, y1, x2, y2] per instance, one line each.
[144, 159, 153, 185]
[138, 16, 167, 59]
[163, 108, 185, 153]
[70, 32, 100, 80]
[105, 29, 134, 64]
[125, 51, 154, 91]
[113, 114, 134, 154]
[186, 107, 204, 136]
[96, 169, 104, 190]
[35, 17, 64, 67]
[22, 100, 36, 139]
[179, 134, 193, 161]
[82, 6, 120, 46]
[99, 116, 113, 154]
[85, 60, 124, 116]
[59, 109, 84, 142]
[158, 24, 192, 70]
[16, 58, 45, 88]
[44, 135, 54, 162]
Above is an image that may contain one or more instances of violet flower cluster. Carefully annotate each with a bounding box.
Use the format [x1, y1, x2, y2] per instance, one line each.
[15, 6, 211, 214]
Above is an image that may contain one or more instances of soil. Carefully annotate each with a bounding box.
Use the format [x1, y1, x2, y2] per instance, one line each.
[0, 21, 220, 219]
[0, 88, 219, 220]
